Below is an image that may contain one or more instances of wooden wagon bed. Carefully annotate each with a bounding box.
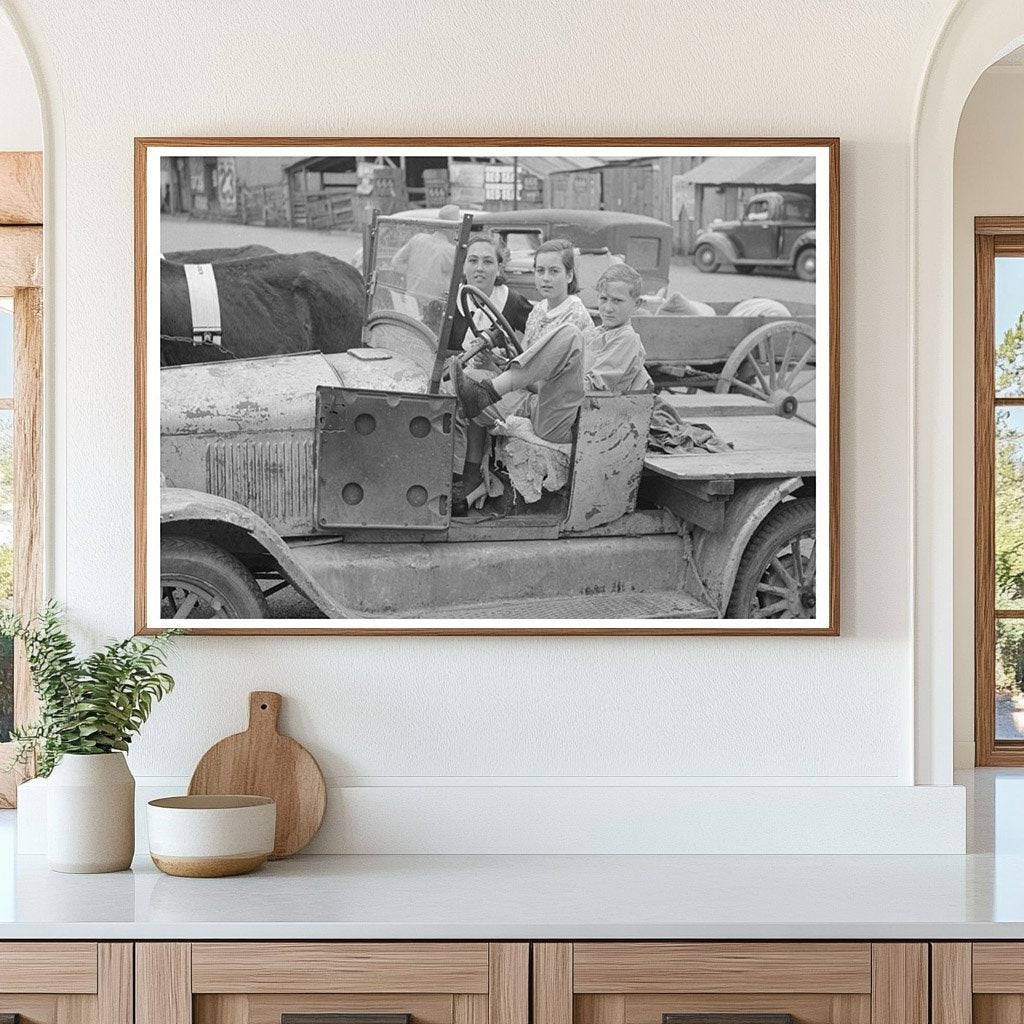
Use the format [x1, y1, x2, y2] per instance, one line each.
[639, 392, 815, 531]
[643, 391, 816, 482]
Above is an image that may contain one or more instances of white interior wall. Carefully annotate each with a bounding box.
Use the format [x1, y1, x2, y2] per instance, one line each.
[0, 8, 40, 151]
[0, 0, 977, 852]
[952, 63, 1024, 767]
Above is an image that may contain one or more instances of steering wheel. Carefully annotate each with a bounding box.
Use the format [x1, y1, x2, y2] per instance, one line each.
[457, 284, 523, 357]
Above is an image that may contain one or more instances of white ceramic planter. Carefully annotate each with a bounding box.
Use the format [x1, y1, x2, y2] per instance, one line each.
[46, 752, 135, 873]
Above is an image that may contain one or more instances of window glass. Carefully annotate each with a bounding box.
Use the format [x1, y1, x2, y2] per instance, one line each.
[997, 407, 1024, 610]
[0, 305, 10, 743]
[0, 302, 11, 401]
[502, 231, 543, 272]
[745, 201, 771, 222]
[625, 236, 660, 270]
[996, 256, 1024, 397]
[783, 198, 812, 220]
[997, 620, 1024, 740]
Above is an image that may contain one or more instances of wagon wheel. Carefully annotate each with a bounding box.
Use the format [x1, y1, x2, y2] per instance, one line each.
[715, 320, 816, 424]
[727, 498, 816, 619]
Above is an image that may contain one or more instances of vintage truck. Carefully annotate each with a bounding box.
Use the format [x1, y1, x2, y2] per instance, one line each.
[157, 214, 819, 625]
[692, 191, 817, 281]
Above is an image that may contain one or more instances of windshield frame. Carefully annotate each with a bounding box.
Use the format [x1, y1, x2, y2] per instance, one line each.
[363, 212, 473, 394]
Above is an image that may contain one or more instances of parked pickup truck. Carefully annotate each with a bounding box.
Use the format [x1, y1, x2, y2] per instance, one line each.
[692, 191, 816, 281]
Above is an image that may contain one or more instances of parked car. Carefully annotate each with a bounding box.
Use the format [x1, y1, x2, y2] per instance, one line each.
[388, 207, 672, 297]
[158, 213, 817, 622]
[691, 191, 816, 281]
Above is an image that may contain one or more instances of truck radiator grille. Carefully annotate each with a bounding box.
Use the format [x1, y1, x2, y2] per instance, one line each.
[206, 439, 313, 527]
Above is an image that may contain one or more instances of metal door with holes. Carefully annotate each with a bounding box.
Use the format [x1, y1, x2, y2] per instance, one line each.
[314, 387, 455, 531]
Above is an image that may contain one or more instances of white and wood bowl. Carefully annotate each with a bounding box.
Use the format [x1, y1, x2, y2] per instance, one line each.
[147, 795, 276, 877]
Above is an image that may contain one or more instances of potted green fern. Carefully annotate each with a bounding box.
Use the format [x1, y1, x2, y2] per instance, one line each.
[2, 604, 177, 873]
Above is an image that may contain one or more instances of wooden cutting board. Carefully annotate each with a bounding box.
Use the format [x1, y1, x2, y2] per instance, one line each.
[188, 691, 326, 859]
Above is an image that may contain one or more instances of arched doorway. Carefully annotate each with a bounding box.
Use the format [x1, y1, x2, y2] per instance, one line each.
[914, 0, 1024, 784]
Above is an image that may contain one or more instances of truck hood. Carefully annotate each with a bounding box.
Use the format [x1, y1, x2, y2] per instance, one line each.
[161, 349, 432, 436]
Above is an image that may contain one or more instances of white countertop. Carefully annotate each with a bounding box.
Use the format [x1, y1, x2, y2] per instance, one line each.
[1, 770, 1021, 941]
[1, 849, 1023, 940]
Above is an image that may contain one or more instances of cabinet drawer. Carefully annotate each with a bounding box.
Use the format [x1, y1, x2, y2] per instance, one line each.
[533, 944, 925, 1024]
[139, 942, 528, 1024]
[191, 943, 490, 993]
[0, 942, 98, 993]
[572, 944, 872, 994]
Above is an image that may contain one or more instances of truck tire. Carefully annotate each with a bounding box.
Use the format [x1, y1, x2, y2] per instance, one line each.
[794, 246, 816, 281]
[161, 536, 269, 619]
[727, 498, 816, 619]
[693, 244, 721, 273]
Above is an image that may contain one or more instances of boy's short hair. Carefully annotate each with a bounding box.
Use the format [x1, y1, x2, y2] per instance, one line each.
[597, 262, 643, 300]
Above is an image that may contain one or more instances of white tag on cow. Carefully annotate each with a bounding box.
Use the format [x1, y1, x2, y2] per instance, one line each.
[183, 263, 222, 346]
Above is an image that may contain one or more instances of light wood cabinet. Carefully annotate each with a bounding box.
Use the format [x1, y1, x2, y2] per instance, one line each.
[930, 942, 1024, 1024]
[0, 938, 937, 1024]
[136, 943, 528, 1024]
[0, 942, 132, 1024]
[532, 943, 927, 1024]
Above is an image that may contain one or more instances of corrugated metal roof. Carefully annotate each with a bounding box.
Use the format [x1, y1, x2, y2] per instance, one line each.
[677, 156, 816, 186]
[512, 156, 606, 177]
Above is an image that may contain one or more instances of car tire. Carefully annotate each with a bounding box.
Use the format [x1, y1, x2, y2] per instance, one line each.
[726, 498, 816, 619]
[161, 536, 269, 620]
[693, 244, 720, 273]
[794, 246, 816, 281]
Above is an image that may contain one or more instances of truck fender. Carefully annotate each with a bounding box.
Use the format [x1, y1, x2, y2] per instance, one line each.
[791, 228, 816, 259]
[160, 487, 359, 619]
[693, 230, 739, 264]
[682, 477, 803, 616]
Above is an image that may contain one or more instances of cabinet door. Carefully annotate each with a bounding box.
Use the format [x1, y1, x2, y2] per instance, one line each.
[0, 942, 132, 1024]
[937, 943, 1024, 1024]
[533, 943, 927, 1024]
[137, 943, 528, 1024]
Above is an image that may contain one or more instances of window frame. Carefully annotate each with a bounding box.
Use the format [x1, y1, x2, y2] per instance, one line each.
[975, 218, 1024, 765]
[0, 151, 43, 806]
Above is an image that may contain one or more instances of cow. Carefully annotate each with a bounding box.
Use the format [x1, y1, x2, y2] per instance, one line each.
[161, 244, 278, 264]
[159, 248, 364, 365]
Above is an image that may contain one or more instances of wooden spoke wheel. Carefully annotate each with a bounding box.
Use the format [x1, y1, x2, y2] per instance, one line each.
[715, 320, 816, 424]
[161, 537, 268, 619]
[727, 498, 817, 619]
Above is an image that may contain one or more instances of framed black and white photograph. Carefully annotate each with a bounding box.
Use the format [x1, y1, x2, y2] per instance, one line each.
[135, 138, 839, 635]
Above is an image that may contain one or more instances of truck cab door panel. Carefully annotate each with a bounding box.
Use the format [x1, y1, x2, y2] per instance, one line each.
[314, 386, 455, 531]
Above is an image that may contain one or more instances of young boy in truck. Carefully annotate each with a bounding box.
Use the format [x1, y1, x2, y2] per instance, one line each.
[583, 263, 653, 393]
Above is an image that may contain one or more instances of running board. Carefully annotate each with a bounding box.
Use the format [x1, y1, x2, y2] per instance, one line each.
[401, 590, 717, 619]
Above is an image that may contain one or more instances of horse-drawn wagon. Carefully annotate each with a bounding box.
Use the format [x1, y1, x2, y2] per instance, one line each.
[634, 301, 817, 424]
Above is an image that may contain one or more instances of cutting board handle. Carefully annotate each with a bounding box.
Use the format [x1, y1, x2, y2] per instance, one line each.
[248, 691, 282, 734]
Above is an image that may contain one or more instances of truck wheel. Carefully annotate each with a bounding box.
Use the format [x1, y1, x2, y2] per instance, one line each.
[693, 244, 720, 273]
[794, 246, 816, 281]
[161, 536, 269, 619]
[727, 498, 816, 619]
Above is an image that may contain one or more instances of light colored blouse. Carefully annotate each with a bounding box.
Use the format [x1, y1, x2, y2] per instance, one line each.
[522, 294, 593, 349]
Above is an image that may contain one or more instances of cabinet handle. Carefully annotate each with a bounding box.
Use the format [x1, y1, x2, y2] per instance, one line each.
[283, 1016, 411, 1024]
[665, 1016, 796, 1024]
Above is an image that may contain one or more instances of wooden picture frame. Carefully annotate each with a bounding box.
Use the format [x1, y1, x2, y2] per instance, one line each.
[136, 137, 839, 636]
